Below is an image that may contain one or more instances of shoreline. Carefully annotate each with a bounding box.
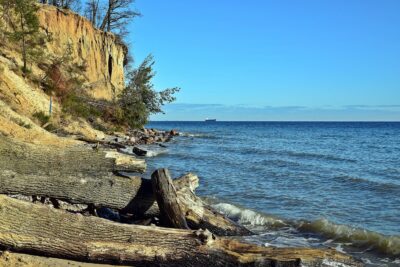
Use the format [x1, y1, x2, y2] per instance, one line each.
[95, 125, 400, 262]
[0, 127, 363, 266]
[144, 122, 400, 265]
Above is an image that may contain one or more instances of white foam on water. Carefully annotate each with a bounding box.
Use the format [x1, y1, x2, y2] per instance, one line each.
[321, 259, 353, 267]
[210, 200, 400, 262]
[144, 149, 167, 157]
[298, 218, 400, 256]
[211, 202, 286, 227]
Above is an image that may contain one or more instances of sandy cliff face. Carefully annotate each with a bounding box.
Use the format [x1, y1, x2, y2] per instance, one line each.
[38, 5, 127, 100]
[0, 5, 124, 145]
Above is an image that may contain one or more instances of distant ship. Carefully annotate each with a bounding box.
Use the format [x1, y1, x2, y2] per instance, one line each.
[205, 118, 217, 122]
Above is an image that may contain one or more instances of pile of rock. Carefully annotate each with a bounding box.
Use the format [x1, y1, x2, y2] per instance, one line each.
[130, 128, 180, 145]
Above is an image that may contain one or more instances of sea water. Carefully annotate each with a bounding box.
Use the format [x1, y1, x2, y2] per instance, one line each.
[144, 121, 400, 266]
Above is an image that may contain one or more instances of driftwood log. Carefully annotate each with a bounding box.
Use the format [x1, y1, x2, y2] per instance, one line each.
[0, 195, 361, 267]
[0, 135, 249, 235]
[151, 169, 189, 229]
[0, 135, 146, 173]
[0, 169, 250, 235]
[75, 136, 127, 149]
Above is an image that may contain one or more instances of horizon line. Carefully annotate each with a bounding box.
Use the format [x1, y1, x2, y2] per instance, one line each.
[148, 120, 400, 123]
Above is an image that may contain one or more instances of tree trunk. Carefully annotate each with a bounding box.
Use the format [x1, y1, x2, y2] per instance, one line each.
[100, 0, 112, 31]
[0, 169, 250, 236]
[19, 11, 27, 73]
[76, 136, 127, 149]
[0, 135, 146, 174]
[0, 195, 361, 267]
[0, 170, 152, 212]
[151, 169, 189, 229]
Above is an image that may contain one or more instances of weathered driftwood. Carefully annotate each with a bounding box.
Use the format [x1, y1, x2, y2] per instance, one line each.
[0, 135, 146, 174]
[151, 169, 189, 229]
[173, 172, 199, 192]
[0, 168, 250, 236]
[0, 170, 153, 214]
[0, 196, 361, 267]
[76, 136, 127, 149]
[0, 250, 131, 267]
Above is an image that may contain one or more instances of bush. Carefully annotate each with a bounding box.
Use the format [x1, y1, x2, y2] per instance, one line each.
[62, 91, 102, 119]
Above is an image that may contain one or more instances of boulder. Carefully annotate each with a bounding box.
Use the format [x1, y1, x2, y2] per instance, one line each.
[170, 129, 179, 136]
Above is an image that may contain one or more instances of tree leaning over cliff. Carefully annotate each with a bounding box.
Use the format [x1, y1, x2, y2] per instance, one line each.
[118, 55, 180, 128]
[1, 0, 42, 73]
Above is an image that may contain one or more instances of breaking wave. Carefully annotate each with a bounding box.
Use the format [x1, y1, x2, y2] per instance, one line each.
[144, 149, 168, 157]
[211, 201, 400, 257]
[298, 219, 400, 257]
[211, 202, 286, 228]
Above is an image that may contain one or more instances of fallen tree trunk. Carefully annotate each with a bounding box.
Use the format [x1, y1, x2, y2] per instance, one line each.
[0, 169, 249, 235]
[0, 170, 153, 214]
[151, 169, 189, 229]
[177, 182, 253, 236]
[0, 135, 146, 174]
[0, 250, 131, 267]
[165, 172, 253, 236]
[0, 195, 361, 267]
[75, 136, 127, 149]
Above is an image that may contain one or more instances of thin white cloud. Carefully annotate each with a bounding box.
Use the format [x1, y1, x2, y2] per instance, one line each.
[152, 103, 400, 121]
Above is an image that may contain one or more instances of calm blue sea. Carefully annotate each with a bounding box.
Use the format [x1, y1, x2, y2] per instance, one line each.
[145, 121, 400, 266]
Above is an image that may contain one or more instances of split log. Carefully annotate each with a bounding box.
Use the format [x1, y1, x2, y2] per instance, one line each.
[165, 172, 253, 235]
[0, 135, 146, 174]
[174, 172, 199, 192]
[0, 195, 361, 267]
[151, 169, 189, 229]
[178, 187, 253, 236]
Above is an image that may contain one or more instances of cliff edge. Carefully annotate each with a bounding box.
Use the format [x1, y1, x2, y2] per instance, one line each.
[38, 5, 127, 100]
[0, 5, 127, 146]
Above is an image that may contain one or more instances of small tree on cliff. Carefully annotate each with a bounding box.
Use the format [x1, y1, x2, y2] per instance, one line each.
[84, 0, 101, 27]
[99, 0, 140, 35]
[1, 0, 43, 73]
[118, 55, 180, 128]
[44, 0, 80, 10]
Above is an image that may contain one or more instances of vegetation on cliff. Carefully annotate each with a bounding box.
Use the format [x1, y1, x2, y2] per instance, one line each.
[0, 0, 179, 131]
[39, 0, 140, 37]
[0, 0, 45, 73]
[119, 55, 180, 128]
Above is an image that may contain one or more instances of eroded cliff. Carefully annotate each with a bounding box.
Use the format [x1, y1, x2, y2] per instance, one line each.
[38, 5, 127, 100]
[0, 4, 126, 145]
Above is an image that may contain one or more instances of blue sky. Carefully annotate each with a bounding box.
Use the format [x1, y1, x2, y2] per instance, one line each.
[127, 0, 400, 121]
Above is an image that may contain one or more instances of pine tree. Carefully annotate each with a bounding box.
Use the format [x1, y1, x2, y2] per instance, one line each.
[118, 55, 180, 128]
[1, 0, 42, 73]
